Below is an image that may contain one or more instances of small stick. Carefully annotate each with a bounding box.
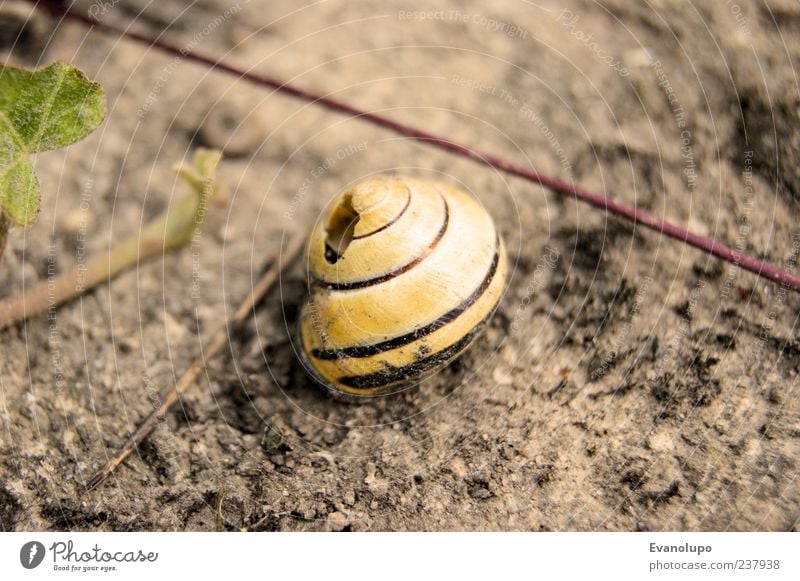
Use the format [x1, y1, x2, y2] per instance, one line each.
[30, 0, 800, 294]
[0, 214, 9, 261]
[85, 235, 304, 492]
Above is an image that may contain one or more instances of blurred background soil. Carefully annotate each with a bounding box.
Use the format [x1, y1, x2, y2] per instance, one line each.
[1, 0, 799, 531]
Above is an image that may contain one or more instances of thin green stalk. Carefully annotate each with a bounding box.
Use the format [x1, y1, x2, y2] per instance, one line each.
[0, 148, 222, 330]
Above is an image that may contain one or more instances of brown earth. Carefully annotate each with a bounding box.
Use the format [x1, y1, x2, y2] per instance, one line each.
[1, 0, 799, 531]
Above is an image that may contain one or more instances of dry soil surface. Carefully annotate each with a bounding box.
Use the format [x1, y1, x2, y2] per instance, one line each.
[1, 0, 799, 531]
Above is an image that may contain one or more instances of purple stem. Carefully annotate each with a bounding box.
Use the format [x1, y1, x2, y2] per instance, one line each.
[32, 0, 800, 294]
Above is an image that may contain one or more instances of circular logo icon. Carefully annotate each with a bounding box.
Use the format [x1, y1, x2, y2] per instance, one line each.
[20, 541, 46, 569]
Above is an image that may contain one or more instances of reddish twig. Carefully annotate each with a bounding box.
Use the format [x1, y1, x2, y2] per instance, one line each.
[31, 0, 800, 294]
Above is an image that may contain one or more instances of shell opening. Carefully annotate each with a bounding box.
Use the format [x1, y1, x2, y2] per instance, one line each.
[324, 193, 360, 264]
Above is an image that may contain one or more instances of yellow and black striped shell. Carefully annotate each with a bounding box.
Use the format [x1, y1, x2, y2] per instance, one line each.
[298, 176, 507, 397]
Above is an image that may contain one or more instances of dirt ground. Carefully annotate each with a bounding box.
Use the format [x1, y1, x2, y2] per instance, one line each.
[1, 0, 799, 531]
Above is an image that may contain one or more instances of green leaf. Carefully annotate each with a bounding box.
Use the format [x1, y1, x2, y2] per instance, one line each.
[0, 61, 106, 226]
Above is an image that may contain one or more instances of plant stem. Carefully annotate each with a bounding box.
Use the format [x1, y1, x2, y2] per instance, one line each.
[31, 0, 800, 295]
[0, 149, 222, 330]
[85, 235, 304, 492]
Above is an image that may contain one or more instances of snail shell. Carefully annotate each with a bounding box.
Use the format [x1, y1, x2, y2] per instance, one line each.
[298, 176, 507, 397]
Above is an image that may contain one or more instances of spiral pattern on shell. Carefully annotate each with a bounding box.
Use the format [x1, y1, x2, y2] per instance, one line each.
[298, 176, 508, 397]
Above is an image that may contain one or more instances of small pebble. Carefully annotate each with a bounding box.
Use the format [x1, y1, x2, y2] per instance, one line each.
[493, 367, 513, 385]
[326, 511, 349, 531]
[261, 422, 284, 453]
[449, 457, 467, 479]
